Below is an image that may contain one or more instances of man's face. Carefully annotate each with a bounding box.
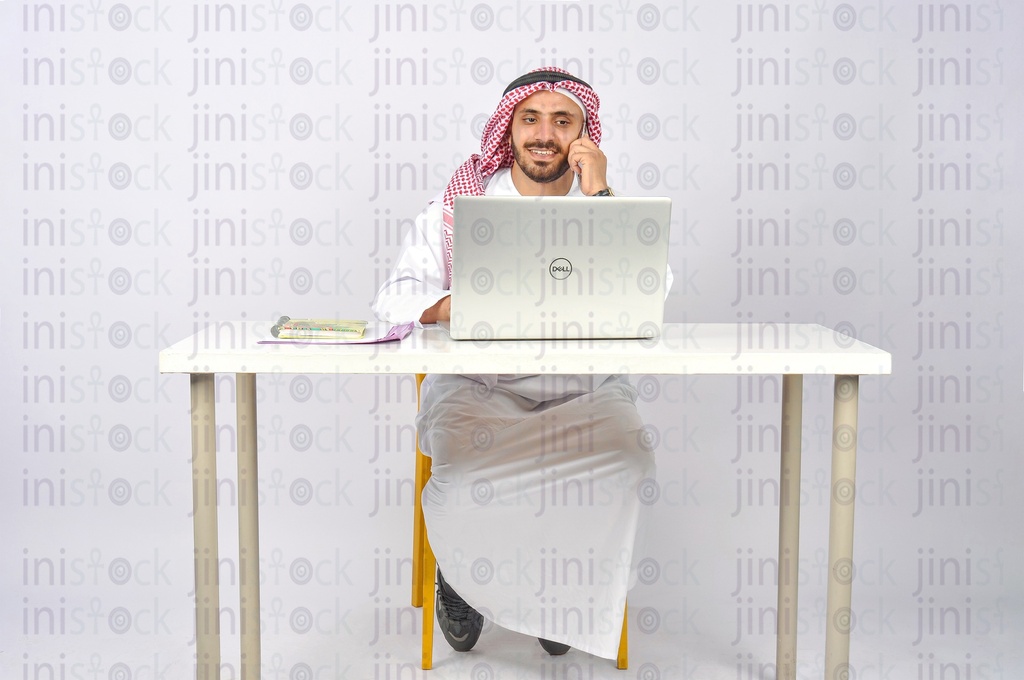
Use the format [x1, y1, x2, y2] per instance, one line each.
[508, 90, 585, 186]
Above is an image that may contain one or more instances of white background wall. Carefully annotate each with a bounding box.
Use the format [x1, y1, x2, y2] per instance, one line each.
[3, 1, 1022, 679]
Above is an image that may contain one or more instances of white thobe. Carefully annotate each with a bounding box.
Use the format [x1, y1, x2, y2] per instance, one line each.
[372, 168, 664, 658]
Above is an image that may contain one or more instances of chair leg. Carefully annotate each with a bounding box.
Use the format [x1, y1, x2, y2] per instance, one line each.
[412, 374, 427, 608]
[412, 375, 437, 668]
[616, 601, 628, 670]
[412, 450, 428, 607]
[421, 531, 437, 670]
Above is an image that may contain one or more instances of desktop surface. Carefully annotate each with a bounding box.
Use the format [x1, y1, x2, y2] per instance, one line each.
[159, 322, 892, 377]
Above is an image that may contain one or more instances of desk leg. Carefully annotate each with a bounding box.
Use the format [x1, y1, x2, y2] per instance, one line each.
[191, 374, 220, 680]
[776, 374, 802, 680]
[237, 374, 261, 679]
[825, 375, 859, 680]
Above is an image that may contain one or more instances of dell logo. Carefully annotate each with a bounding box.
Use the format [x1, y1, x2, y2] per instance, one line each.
[548, 258, 573, 280]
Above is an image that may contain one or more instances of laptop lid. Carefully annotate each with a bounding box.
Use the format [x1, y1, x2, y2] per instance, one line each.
[447, 195, 671, 340]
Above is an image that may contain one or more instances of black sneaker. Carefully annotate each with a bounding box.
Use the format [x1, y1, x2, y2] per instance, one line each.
[435, 569, 484, 652]
[538, 638, 571, 655]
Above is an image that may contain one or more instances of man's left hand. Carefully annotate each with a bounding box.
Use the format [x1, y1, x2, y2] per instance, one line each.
[568, 134, 609, 196]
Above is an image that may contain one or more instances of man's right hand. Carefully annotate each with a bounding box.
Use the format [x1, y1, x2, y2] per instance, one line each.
[419, 295, 451, 324]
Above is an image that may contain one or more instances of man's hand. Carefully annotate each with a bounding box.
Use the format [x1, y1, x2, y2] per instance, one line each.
[567, 133, 610, 196]
[419, 295, 451, 324]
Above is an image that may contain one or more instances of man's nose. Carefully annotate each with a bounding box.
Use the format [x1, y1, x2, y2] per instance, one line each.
[534, 120, 557, 140]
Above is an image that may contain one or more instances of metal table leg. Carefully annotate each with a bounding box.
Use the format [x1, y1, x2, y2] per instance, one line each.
[776, 374, 803, 680]
[237, 373, 261, 679]
[825, 375, 859, 679]
[191, 374, 220, 680]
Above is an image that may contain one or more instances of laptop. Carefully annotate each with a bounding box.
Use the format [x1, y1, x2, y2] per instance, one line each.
[443, 195, 671, 340]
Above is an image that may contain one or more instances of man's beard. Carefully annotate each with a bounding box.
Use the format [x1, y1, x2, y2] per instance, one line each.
[510, 139, 571, 184]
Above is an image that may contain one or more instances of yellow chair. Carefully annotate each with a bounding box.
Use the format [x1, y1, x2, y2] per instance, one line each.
[411, 374, 629, 670]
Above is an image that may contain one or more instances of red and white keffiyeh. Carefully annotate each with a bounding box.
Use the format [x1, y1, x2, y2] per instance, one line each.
[439, 67, 603, 288]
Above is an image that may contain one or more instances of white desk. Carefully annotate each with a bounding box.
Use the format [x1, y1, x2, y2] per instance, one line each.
[159, 322, 891, 680]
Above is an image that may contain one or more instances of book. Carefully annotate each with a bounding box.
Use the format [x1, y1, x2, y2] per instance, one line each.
[259, 322, 414, 345]
[270, 316, 368, 340]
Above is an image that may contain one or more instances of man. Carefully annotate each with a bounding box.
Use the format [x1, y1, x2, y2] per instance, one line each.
[372, 67, 661, 660]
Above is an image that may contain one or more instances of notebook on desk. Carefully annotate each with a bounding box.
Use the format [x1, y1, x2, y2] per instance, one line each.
[442, 195, 672, 341]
